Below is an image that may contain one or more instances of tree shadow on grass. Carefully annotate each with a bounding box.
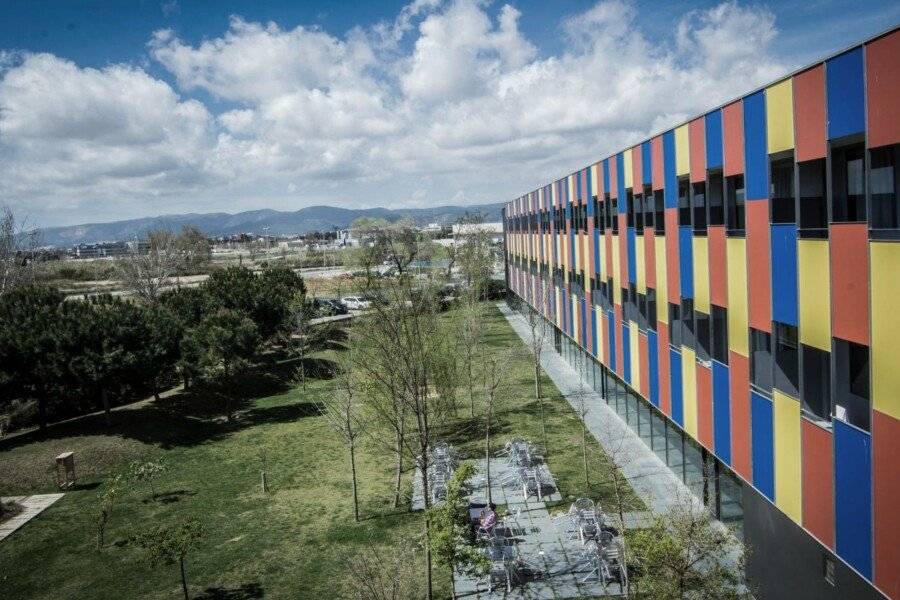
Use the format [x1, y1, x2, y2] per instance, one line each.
[147, 489, 196, 504]
[194, 583, 264, 600]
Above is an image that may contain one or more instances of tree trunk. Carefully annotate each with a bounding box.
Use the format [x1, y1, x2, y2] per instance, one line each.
[467, 358, 475, 418]
[350, 438, 360, 522]
[392, 425, 404, 509]
[180, 556, 189, 600]
[581, 421, 589, 487]
[419, 459, 434, 600]
[533, 362, 541, 400]
[153, 379, 161, 402]
[485, 400, 492, 506]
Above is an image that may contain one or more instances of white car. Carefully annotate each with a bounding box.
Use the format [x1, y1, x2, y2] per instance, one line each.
[341, 296, 372, 310]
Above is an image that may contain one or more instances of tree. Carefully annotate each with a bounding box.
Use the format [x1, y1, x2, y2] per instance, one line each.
[0, 284, 65, 429]
[133, 517, 204, 600]
[352, 278, 456, 600]
[180, 308, 260, 421]
[95, 474, 123, 550]
[481, 351, 508, 507]
[454, 226, 493, 298]
[318, 351, 367, 522]
[524, 284, 549, 449]
[629, 497, 748, 600]
[456, 295, 483, 418]
[429, 463, 489, 598]
[347, 543, 424, 600]
[138, 305, 183, 401]
[116, 229, 184, 303]
[0, 205, 39, 296]
[128, 460, 168, 499]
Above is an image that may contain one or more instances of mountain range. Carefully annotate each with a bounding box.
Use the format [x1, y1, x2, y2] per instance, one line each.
[39, 203, 505, 247]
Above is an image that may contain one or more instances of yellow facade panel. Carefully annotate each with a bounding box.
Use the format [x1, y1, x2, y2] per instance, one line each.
[612, 235, 621, 304]
[726, 237, 749, 357]
[766, 79, 794, 154]
[798, 240, 831, 351]
[774, 391, 802, 524]
[675, 124, 690, 176]
[572, 294, 580, 344]
[623, 150, 633, 190]
[655, 236, 668, 324]
[682, 347, 697, 437]
[595, 304, 605, 363]
[693, 236, 710, 313]
[872, 243, 900, 420]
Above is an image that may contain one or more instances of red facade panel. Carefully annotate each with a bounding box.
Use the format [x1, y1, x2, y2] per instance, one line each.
[632, 146, 642, 191]
[605, 230, 613, 278]
[730, 351, 752, 482]
[602, 306, 611, 366]
[619, 214, 628, 291]
[723, 101, 744, 177]
[665, 209, 681, 303]
[645, 231, 656, 288]
[639, 332, 649, 398]
[658, 322, 672, 416]
[689, 117, 706, 182]
[831, 223, 869, 345]
[793, 65, 827, 162]
[596, 161, 605, 197]
[614, 304, 624, 378]
[866, 29, 900, 149]
[708, 225, 728, 307]
[801, 417, 835, 549]
[874, 410, 900, 598]
[697, 363, 713, 449]
[609, 156, 618, 200]
[652, 135, 664, 191]
[747, 200, 772, 332]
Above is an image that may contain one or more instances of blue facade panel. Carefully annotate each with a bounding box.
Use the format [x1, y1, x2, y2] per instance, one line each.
[705, 109, 723, 169]
[591, 307, 598, 358]
[627, 227, 637, 284]
[679, 226, 694, 299]
[713, 361, 732, 466]
[826, 47, 866, 140]
[771, 224, 798, 326]
[622, 323, 632, 385]
[743, 91, 768, 200]
[642, 140, 652, 185]
[648, 329, 660, 407]
[834, 419, 873, 580]
[617, 152, 627, 213]
[670, 349, 684, 426]
[664, 131, 677, 208]
[751, 391, 775, 501]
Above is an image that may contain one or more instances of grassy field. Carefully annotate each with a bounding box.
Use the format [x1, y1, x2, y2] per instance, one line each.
[0, 303, 641, 599]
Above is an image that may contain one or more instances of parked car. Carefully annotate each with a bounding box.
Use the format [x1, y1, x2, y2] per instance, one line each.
[341, 296, 372, 310]
[310, 297, 349, 317]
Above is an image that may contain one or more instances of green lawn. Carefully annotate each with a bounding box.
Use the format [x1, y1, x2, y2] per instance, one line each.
[0, 303, 641, 599]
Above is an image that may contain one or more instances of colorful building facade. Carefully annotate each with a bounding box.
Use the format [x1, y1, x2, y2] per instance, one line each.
[503, 28, 899, 600]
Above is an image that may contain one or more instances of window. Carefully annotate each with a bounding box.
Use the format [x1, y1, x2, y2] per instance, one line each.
[692, 182, 707, 233]
[670, 302, 682, 347]
[678, 177, 691, 226]
[799, 159, 828, 238]
[870, 144, 899, 235]
[627, 190, 636, 228]
[681, 299, 695, 350]
[654, 190, 666, 234]
[627, 283, 638, 323]
[712, 305, 728, 364]
[638, 292, 648, 330]
[647, 288, 657, 332]
[634, 192, 644, 229]
[833, 338, 870, 431]
[708, 171, 725, 226]
[611, 197, 619, 233]
[831, 141, 866, 223]
[770, 155, 796, 224]
[750, 328, 772, 392]
[824, 555, 836, 587]
[726, 175, 746, 233]
[644, 185, 655, 229]
[606, 277, 614, 306]
[593, 196, 602, 230]
[696, 311, 711, 362]
[774, 322, 799, 397]
[801, 344, 830, 421]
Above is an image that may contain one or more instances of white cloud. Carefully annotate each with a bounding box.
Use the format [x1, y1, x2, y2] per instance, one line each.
[0, 0, 791, 227]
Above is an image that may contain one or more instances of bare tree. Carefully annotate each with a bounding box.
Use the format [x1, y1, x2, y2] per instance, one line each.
[347, 543, 424, 600]
[523, 283, 549, 448]
[0, 205, 39, 296]
[457, 294, 483, 418]
[352, 277, 455, 600]
[318, 350, 367, 522]
[481, 350, 509, 507]
[116, 227, 210, 303]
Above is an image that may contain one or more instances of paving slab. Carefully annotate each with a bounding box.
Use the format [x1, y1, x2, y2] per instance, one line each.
[0, 494, 64, 542]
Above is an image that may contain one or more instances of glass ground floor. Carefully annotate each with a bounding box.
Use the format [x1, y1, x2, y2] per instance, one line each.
[520, 303, 744, 539]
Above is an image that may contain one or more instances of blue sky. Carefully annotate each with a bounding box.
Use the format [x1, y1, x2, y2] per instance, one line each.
[1, 0, 898, 228]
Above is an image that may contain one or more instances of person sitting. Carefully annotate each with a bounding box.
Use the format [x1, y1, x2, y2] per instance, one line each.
[477, 503, 498, 537]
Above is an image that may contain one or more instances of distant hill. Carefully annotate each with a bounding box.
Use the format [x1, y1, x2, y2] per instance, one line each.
[39, 203, 504, 247]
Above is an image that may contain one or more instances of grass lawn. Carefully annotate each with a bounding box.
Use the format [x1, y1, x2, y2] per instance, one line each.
[0, 303, 642, 599]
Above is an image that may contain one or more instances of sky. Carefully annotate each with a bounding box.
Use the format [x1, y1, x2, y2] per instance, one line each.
[1, 0, 898, 228]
